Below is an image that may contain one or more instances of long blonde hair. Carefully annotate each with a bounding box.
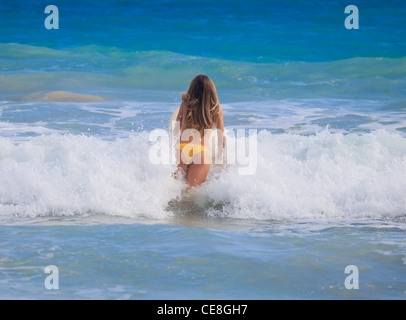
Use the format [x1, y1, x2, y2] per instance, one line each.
[181, 75, 220, 132]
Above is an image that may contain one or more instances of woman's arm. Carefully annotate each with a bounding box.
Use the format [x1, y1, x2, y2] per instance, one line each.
[216, 106, 226, 149]
[173, 102, 185, 139]
[176, 102, 184, 127]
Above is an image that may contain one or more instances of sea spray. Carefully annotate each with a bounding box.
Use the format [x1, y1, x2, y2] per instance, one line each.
[1, 129, 405, 221]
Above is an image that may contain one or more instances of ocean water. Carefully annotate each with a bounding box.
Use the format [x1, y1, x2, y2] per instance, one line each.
[0, 0, 406, 299]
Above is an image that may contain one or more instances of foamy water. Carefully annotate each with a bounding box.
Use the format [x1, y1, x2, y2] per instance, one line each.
[1, 98, 405, 299]
[1, 96, 405, 299]
[0, 129, 405, 223]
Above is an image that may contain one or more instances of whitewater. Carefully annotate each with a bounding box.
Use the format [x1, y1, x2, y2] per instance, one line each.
[0, 128, 405, 223]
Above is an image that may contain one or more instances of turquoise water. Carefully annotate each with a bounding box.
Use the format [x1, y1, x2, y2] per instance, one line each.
[0, 0, 406, 299]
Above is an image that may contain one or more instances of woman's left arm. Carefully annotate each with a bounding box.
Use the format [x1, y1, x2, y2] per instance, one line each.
[216, 106, 226, 149]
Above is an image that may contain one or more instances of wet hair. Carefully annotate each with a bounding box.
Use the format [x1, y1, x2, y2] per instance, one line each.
[181, 74, 220, 132]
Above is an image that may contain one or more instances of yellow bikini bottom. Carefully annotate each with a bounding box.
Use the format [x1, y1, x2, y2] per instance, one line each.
[176, 143, 210, 164]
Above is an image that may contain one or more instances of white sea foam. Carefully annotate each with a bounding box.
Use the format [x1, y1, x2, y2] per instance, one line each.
[0, 121, 59, 138]
[201, 129, 406, 220]
[0, 129, 405, 222]
[0, 133, 183, 220]
[222, 99, 406, 136]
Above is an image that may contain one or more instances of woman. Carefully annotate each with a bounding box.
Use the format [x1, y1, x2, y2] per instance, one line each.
[175, 74, 225, 188]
